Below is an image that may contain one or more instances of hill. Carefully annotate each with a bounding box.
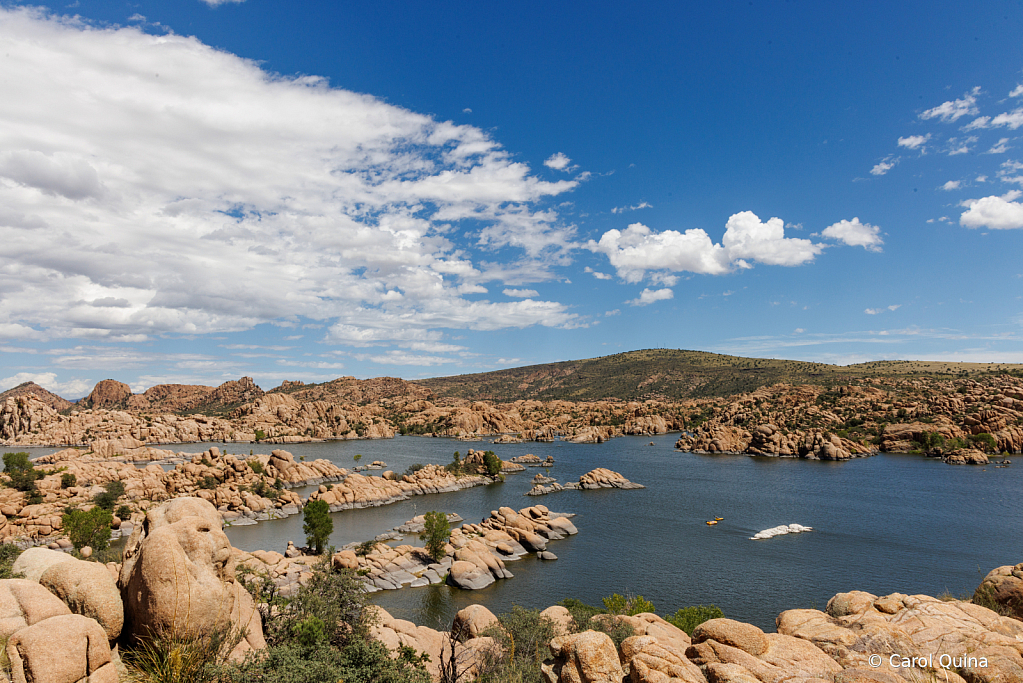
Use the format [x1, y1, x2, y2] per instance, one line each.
[0, 382, 73, 411]
[413, 349, 1023, 401]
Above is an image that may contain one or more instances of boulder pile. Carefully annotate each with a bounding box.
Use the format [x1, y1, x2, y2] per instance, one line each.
[328, 504, 578, 592]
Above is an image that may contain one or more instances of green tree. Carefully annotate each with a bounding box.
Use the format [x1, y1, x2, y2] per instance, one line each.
[60, 472, 77, 488]
[254, 429, 267, 442]
[353, 454, 362, 462]
[303, 499, 333, 555]
[92, 480, 125, 511]
[419, 510, 450, 561]
[482, 450, 502, 476]
[3, 452, 41, 491]
[62, 507, 113, 552]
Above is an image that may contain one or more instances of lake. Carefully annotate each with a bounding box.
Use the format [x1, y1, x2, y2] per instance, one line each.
[15, 435, 1023, 631]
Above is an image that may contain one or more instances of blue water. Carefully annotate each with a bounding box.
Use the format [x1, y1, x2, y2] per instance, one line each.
[17, 435, 1023, 631]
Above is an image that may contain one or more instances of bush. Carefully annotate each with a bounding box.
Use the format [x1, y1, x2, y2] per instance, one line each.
[303, 499, 333, 555]
[93, 480, 125, 511]
[116, 504, 132, 520]
[666, 605, 725, 635]
[199, 476, 219, 490]
[476, 606, 557, 683]
[62, 507, 113, 552]
[3, 452, 42, 500]
[419, 511, 450, 561]
[0, 543, 21, 578]
[122, 621, 242, 683]
[60, 472, 77, 489]
[254, 429, 267, 442]
[248, 460, 264, 475]
[557, 597, 635, 648]
[970, 432, 998, 452]
[602, 593, 655, 616]
[404, 463, 425, 477]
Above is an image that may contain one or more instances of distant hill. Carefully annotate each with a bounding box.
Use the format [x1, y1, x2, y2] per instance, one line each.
[413, 349, 1023, 402]
[268, 376, 433, 404]
[0, 382, 73, 411]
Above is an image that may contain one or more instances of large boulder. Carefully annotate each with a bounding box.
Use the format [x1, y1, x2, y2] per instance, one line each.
[542, 630, 624, 683]
[11, 547, 75, 583]
[452, 604, 500, 639]
[118, 497, 265, 659]
[448, 560, 496, 590]
[7, 613, 117, 683]
[39, 555, 123, 641]
[0, 579, 72, 642]
[621, 635, 706, 683]
[975, 562, 1023, 620]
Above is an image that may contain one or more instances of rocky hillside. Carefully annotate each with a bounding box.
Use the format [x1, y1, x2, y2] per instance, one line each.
[415, 349, 1023, 401]
[0, 382, 72, 412]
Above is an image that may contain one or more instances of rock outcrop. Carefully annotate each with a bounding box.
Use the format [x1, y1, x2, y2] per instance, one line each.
[975, 562, 1023, 620]
[117, 497, 266, 660]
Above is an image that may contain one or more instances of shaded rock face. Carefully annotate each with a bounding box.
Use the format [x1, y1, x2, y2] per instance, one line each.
[118, 496, 265, 660]
[975, 562, 1023, 621]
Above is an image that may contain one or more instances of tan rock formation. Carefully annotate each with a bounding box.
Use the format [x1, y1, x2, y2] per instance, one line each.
[117, 497, 265, 660]
[542, 630, 624, 683]
[7, 613, 117, 683]
[975, 562, 1023, 620]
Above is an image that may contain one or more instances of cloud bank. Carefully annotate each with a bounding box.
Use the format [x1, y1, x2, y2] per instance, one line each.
[0, 7, 581, 344]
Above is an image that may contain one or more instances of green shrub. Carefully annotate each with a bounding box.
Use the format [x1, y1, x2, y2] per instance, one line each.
[602, 593, 655, 616]
[254, 429, 266, 442]
[3, 452, 42, 501]
[404, 463, 425, 477]
[62, 507, 113, 551]
[199, 476, 219, 490]
[92, 480, 125, 511]
[475, 606, 557, 683]
[303, 499, 333, 555]
[248, 460, 264, 475]
[419, 511, 450, 561]
[122, 622, 242, 683]
[116, 504, 132, 520]
[666, 605, 725, 635]
[970, 433, 998, 452]
[60, 473, 77, 489]
[0, 543, 22, 578]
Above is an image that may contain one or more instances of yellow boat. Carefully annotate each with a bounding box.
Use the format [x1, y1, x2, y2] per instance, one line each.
[706, 520, 717, 525]
[715, 517, 724, 521]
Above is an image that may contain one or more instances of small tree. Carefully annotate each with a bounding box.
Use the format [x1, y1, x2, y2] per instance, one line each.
[666, 605, 725, 635]
[254, 429, 266, 442]
[3, 452, 41, 492]
[353, 454, 362, 462]
[60, 473, 77, 489]
[63, 507, 113, 552]
[420, 511, 451, 561]
[482, 451, 502, 476]
[93, 480, 125, 511]
[303, 499, 333, 555]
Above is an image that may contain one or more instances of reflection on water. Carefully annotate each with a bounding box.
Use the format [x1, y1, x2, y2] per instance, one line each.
[20, 435, 1023, 631]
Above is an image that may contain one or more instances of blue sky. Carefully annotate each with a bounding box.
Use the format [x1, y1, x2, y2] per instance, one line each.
[1, 0, 1022, 397]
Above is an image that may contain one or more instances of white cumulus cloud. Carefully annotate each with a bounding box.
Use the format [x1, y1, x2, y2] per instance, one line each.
[587, 212, 823, 282]
[919, 87, 980, 122]
[941, 180, 961, 191]
[0, 7, 581, 347]
[871, 157, 898, 176]
[200, 0, 245, 5]
[821, 218, 884, 252]
[0, 371, 91, 396]
[897, 134, 930, 150]
[544, 153, 573, 171]
[960, 195, 1023, 230]
[626, 288, 673, 306]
